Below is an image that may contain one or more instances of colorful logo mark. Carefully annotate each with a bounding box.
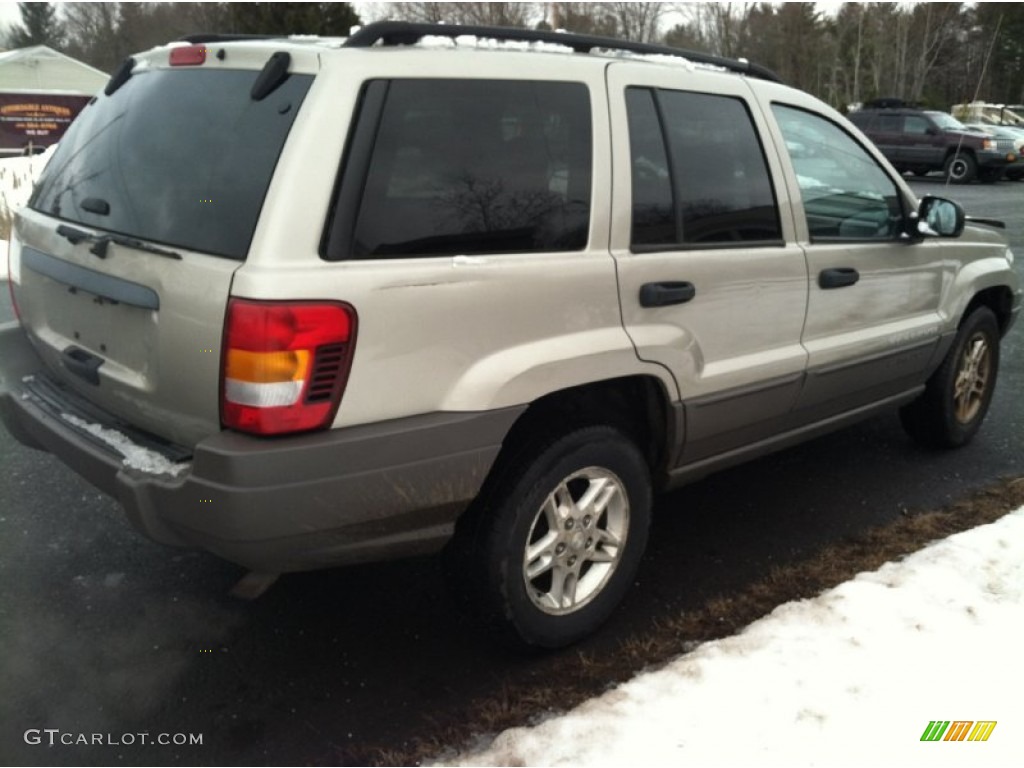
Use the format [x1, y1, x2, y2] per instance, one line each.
[921, 721, 997, 742]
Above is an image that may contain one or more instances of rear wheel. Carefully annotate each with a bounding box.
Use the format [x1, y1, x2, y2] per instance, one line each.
[944, 152, 977, 184]
[900, 307, 1000, 448]
[446, 425, 651, 648]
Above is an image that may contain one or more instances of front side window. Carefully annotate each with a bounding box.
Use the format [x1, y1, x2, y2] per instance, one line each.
[346, 80, 592, 259]
[773, 104, 904, 242]
[926, 111, 967, 131]
[625, 87, 781, 249]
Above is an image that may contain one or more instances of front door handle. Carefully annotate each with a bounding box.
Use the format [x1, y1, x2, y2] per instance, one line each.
[819, 268, 860, 289]
[639, 281, 696, 307]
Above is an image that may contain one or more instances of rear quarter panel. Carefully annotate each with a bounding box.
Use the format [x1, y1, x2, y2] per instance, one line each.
[232, 50, 676, 428]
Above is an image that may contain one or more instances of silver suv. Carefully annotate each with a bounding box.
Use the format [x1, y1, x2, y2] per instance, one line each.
[1, 22, 1019, 648]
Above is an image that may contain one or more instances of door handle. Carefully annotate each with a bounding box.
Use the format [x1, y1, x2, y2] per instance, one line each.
[819, 268, 860, 289]
[639, 281, 696, 307]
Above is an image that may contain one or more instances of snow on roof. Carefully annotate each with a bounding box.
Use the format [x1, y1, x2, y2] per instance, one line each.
[0, 45, 108, 94]
[416, 34, 576, 56]
[0, 45, 107, 77]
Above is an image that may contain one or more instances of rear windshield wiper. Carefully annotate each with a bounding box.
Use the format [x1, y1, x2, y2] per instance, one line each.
[56, 224, 182, 260]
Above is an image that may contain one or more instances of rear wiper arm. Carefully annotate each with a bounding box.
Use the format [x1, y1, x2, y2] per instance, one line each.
[56, 224, 181, 260]
[91, 234, 182, 260]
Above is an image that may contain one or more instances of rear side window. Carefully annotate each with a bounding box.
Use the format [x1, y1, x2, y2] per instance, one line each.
[904, 115, 932, 135]
[625, 87, 781, 249]
[877, 114, 902, 132]
[332, 79, 592, 260]
[30, 68, 312, 260]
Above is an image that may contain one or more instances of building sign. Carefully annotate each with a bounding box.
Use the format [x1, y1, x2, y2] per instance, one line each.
[0, 94, 91, 152]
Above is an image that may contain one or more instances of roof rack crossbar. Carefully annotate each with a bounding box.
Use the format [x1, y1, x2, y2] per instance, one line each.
[343, 21, 781, 83]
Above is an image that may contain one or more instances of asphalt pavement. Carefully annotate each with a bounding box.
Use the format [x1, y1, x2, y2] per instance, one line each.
[1, 178, 1022, 766]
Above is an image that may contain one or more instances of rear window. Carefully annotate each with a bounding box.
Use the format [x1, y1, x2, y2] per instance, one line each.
[30, 67, 313, 260]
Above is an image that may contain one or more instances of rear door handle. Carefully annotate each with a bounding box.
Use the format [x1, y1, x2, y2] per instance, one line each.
[819, 268, 860, 289]
[639, 281, 696, 307]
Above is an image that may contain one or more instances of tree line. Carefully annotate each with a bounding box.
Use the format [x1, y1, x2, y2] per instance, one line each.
[4, 2, 1021, 111]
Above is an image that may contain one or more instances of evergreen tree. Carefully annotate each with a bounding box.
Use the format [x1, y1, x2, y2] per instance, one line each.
[226, 3, 361, 37]
[9, 2, 63, 48]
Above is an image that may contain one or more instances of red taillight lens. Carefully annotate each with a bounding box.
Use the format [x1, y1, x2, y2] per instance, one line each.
[221, 300, 357, 435]
[169, 45, 207, 66]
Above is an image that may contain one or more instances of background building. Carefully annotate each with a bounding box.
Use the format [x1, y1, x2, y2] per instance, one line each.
[0, 45, 107, 155]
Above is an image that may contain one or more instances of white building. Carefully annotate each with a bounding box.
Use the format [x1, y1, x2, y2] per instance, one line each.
[0, 46, 107, 154]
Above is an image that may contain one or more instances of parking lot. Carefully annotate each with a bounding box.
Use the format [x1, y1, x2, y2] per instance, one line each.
[1, 178, 1022, 766]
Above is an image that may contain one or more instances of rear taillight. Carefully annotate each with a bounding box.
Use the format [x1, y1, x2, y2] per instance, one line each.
[221, 299, 357, 435]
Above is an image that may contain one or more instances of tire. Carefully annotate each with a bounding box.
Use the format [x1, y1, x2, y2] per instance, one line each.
[900, 307, 1000, 449]
[943, 152, 977, 184]
[445, 425, 652, 649]
[1006, 169, 1024, 181]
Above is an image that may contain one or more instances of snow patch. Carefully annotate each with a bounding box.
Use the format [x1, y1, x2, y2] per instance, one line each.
[60, 413, 188, 477]
[416, 35, 574, 56]
[439, 508, 1024, 767]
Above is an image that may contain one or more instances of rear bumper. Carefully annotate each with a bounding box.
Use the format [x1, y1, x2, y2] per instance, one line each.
[0, 322, 520, 572]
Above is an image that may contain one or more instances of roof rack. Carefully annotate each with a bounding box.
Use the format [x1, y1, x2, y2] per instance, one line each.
[344, 21, 781, 83]
[178, 33, 277, 45]
[861, 97, 920, 110]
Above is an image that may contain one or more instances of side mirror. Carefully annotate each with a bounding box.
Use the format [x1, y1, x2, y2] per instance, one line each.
[915, 196, 965, 238]
[925, 126, 939, 136]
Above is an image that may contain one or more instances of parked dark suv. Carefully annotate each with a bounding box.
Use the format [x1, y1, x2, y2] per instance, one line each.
[850, 100, 1015, 183]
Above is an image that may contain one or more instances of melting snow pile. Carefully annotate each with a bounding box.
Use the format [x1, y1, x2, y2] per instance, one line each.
[60, 413, 188, 477]
[0, 147, 54, 218]
[438, 508, 1024, 767]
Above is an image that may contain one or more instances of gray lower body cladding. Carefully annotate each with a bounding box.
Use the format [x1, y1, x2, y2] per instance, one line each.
[0, 323, 522, 572]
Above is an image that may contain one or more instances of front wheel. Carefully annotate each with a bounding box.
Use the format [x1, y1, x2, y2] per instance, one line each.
[446, 425, 652, 648]
[944, 152, 977, 184]
[900, 307, 1000, 448]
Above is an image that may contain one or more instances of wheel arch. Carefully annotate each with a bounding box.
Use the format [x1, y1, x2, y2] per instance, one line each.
[962, 285, 1015, 336]
[944, 146, 977, 162]
[478, 375, 677, 504]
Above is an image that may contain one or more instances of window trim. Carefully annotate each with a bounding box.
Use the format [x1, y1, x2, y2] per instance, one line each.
[321, 80, 390, 262]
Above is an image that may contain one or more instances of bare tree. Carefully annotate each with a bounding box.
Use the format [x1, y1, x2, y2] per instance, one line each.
[608, 2, 665, 42]
[62, 2, 121, 71]
[380, 3, 538, 28]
